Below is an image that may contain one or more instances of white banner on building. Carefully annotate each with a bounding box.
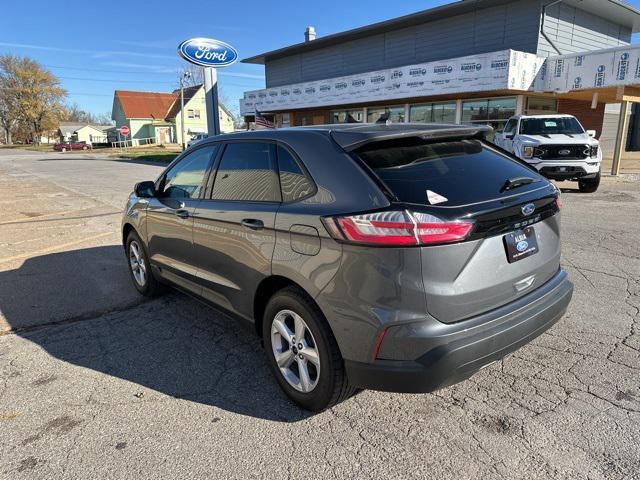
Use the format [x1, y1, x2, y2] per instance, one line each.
[240, 50, 520, 115]
[534, 45, 640, 92]
[240, 44, 640, 116]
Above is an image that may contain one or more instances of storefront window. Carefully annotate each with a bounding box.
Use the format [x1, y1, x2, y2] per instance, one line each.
[367, 106, 405, 123]
[410, 102, 456, 123]
[525, 97, 558, 115]
[331, 109, 364, 123]
[276, 113, 291, 127]
[462, 97, 516, 134]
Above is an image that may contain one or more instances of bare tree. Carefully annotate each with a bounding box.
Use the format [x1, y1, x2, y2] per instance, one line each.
[63, 104, 113, 125]
[177, 65, 204, 88]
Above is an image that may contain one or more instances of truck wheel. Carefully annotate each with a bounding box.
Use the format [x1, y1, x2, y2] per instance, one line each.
[263, 287, 355, 411]
[578, 172, 600, 193]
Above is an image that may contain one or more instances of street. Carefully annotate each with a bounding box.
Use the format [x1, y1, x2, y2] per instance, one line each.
[0, 148, 639, 479]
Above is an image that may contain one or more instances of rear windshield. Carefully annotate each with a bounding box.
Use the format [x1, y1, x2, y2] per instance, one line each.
[520, 117, 584, 135]
[354, 138, 543, 206]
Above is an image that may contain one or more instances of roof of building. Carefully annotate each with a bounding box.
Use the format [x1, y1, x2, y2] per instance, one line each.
[115, 90, 178, 120]
[164, 85, 200, 119]
[115, 85, 232, 121]
[58, 122, 113, 135]
[242, 0, 640, 64]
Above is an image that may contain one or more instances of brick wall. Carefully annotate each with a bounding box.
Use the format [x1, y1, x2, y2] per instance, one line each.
[557, 99, 606, 138]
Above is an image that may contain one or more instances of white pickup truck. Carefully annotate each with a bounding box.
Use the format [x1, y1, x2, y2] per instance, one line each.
[493, 114, 601, 193]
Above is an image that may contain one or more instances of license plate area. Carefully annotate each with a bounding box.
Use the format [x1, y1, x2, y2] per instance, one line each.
[504, 226, 538, 263]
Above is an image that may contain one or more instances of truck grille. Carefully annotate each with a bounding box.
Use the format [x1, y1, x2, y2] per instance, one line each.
[534, 144, 590, 160]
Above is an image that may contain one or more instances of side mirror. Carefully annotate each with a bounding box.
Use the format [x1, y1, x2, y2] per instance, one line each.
[134, 181, 156, 198]
[586, 130, 596, 138]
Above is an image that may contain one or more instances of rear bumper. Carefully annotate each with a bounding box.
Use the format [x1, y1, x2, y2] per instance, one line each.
[345, 269, 573, 393]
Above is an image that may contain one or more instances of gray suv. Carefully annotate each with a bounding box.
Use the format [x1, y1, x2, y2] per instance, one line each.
[122, 124, 573, 411]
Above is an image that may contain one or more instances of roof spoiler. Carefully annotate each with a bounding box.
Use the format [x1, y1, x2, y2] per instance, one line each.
[331, 125, 493, 151]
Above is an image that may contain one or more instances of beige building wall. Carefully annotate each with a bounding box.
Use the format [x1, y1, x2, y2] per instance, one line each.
[174, 88, 235, 144]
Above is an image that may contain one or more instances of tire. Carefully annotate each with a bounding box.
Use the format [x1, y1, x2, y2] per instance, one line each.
[263, 286, 355, 411]
[578, 171, 600, 193]
[125, 230, 163, 297]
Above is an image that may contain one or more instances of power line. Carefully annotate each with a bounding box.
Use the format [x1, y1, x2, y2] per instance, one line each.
[41, 63, 264, 81]
[43, 64, 177, 76]
[0, 85, 254, 95]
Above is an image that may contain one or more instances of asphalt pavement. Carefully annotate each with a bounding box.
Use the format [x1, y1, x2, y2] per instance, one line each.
[0, 148, 638, 479]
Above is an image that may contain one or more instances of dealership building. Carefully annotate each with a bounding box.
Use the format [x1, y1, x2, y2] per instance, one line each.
[240, 0, 640, 173]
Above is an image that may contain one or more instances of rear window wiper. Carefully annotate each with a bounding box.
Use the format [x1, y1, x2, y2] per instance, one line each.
[501, 176, 535, 192]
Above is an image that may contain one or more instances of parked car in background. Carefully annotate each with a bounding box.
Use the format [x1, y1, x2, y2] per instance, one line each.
[54, 141, 92, 152]
[187, 133, 208, 149]
[121, 123, 573, 411]
[493, 114, 601, 193]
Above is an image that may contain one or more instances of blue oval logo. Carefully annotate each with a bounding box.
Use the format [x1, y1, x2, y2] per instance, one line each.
[521, 203, 535, 216]
[177, 38, 238, 68]
[516, 240, 529, 252]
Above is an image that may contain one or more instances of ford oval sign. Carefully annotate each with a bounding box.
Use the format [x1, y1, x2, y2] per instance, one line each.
[177, 38, 238, 68]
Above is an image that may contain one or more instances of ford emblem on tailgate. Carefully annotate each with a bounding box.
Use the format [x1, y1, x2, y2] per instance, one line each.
[178, 38, 238, 67]
[521, 203, 536, 216]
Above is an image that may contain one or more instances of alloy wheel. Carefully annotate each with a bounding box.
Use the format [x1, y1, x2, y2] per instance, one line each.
[128, 240, 147, 287]
[271, 309, 320, 393]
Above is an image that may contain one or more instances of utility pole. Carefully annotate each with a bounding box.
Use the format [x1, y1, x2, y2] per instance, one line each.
[180, 71, 192, 150]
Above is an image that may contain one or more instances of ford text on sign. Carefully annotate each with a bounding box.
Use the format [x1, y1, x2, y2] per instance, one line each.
[178, 38, 238, 68]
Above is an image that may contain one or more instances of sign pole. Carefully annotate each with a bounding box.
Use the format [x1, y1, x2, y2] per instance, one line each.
[204, 67, 221, 136]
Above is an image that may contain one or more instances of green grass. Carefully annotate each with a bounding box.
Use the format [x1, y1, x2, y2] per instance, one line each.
[110, 148, 179, 164]
[0, 144, 55, 152]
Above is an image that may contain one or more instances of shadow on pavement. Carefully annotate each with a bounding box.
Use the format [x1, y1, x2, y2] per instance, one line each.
[0, 246, 310, 423]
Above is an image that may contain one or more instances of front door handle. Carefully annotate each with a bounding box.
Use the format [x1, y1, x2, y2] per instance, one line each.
[241, 219, 264, 230]
[175, 209, 189, 219]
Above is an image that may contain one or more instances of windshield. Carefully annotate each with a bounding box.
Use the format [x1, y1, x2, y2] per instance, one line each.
[520, 117, 584, 136]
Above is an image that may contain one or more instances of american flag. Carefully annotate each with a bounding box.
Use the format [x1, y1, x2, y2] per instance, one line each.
[255, 109, 276, 129]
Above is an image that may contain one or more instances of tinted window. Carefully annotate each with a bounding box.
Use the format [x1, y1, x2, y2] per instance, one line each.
[277, 145, 313, 202]
[162, 146, 215, 199]
[355, 138, 543, 206]
[211, 142, 281, 202]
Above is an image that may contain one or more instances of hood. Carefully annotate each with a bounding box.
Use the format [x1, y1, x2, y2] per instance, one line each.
[519, 133, 597, 145]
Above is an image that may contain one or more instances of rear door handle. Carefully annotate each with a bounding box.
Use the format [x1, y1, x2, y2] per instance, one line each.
[175, 209, 189, 219]
[241, 219, 264, 230]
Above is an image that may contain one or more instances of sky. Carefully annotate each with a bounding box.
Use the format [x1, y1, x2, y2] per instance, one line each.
[2, 0, 640, 119]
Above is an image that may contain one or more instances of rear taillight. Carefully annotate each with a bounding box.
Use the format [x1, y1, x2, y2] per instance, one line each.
[412, 212, 474, 244]
[555, 196, 562, 210]
[325, 210, 473, 246]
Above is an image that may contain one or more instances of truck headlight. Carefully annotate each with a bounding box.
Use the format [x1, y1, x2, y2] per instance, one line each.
[590, 145, 599, 158]
[522, 146, 534, 158]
